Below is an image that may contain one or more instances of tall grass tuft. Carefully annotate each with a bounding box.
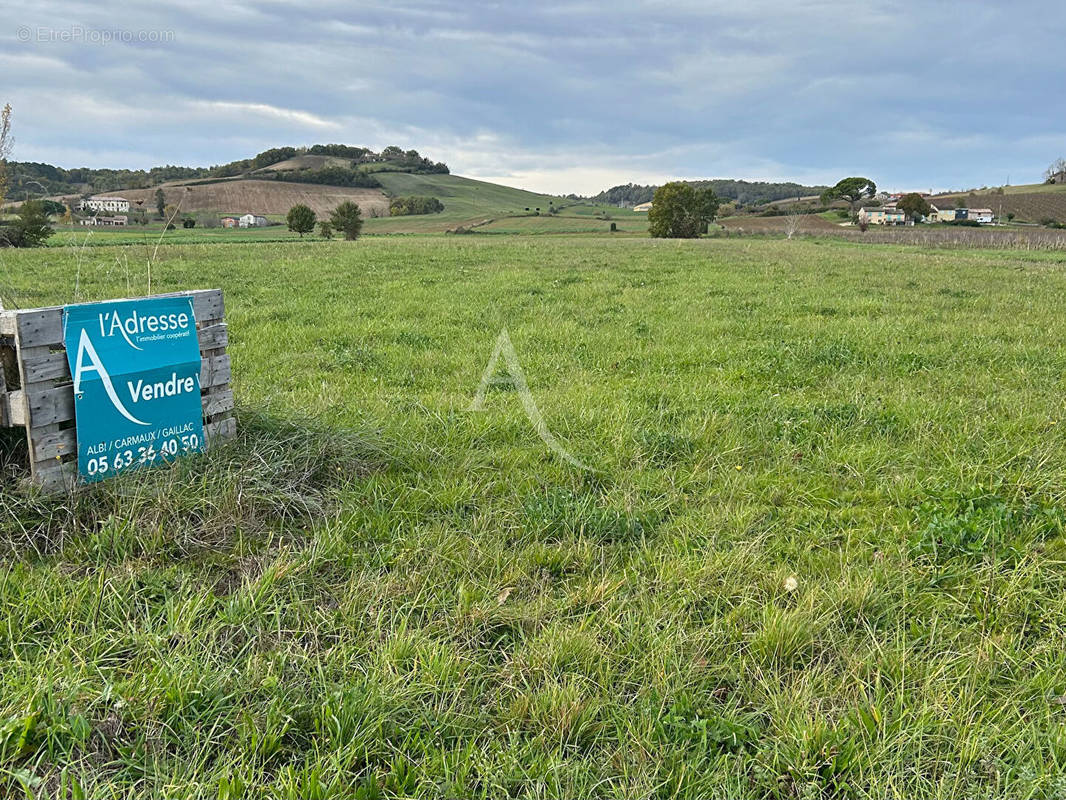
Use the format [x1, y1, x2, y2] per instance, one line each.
[0, 408, 387, 559]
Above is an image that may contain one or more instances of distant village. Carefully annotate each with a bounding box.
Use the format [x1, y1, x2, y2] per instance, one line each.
[75, 197, 271, 228]
[628, 192, 1000, 226]
[856, 193, 995, 226]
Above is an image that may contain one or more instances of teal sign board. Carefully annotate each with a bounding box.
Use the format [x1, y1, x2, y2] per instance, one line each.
[63, 296, 206, 482]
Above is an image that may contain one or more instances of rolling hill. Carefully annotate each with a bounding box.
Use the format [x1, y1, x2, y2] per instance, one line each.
[366, 173, 570, 233]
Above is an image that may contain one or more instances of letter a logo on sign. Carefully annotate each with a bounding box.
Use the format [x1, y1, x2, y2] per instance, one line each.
[469, 328, 595, 471]
[72, 328, 149, 426]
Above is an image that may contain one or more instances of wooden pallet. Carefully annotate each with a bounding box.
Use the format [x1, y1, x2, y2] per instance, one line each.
[0, 289, 235, 492]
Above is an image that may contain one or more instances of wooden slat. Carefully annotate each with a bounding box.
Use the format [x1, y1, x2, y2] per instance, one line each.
[16, 309, 63, 349]
[33, 461, 76, 494]
[32, 427, 77, 463]
[0, 366, 7, 428]
[199, 354, 232, 389]
[197, 323, 228, 351]
[0, 312, 15, 336]
[25, 384, 75, 427]
[205, 416, 236, 446]
[7, 390, 25, 427]
[19, 349, 69, 383]
[189, 289, 224, 323]
[202, 389, 234, 418]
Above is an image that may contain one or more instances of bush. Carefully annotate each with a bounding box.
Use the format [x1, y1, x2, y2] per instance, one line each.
[286, 204, 317, 237]
[0, 200, 55, 247]
[270, 166, 381, 188]
[648, 182, 719, 238]
[329, 201, 363, 240]
[389, 196, 445, 216]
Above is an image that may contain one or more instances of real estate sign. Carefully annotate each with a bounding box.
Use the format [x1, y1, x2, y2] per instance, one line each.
[63, 296, 206, 482]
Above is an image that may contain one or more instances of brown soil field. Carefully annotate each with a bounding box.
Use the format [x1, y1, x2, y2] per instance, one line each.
[115, 180, 389, 218]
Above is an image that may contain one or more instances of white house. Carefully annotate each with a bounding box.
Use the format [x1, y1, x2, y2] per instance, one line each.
[79, 215, 128, 227]
[238, 213, 268, 228]
[78, 196, 130, 213]
[968, 208, 994, 224]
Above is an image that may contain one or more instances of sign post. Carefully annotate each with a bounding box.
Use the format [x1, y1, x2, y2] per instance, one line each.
[63, 295, 207, 482]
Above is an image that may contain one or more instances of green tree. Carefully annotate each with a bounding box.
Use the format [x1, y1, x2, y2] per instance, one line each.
[1, 200, 55, 247]
[286, 203, 317, 237]
[155, 188, 166, 218]
[647, 182, 720, 238]
[329, 201, 363, 240]
[38, 199, 66, 217]
[318, 221, 334, 239]
[897, 193, 931, 222]
[820, 177, 877, 215]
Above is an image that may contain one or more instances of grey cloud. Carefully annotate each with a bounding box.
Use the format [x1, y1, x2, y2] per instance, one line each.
[1, 0, 1063, 193]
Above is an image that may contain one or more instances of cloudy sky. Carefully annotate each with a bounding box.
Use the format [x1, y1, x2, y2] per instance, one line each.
[2, 1, 1063, 195]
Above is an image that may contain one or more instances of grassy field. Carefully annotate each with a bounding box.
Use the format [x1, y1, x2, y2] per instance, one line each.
[44, 225, 315, 247]
[2, 236, 1066, 798]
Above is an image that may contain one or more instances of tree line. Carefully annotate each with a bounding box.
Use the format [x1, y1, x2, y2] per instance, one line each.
[3, 144, 450, 200]
[389, 195, 445, 216]
[587, 179, 830, 208]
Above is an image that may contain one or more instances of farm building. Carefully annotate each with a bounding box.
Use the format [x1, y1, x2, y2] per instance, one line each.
[78, 215, 128, 226]
[968, 208, 994, 224]
[78, 196, 130, 213]
[221, 217, 239, 228]
[928, 205, 956, 223]
[632, 202, 653, 212]
[238, 213, 269, 228]
[858, 207, 906, 225]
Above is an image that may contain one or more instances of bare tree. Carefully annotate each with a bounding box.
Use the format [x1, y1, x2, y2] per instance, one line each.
[0, 104, 12, 208]
[1046, 158, 1066, 184]
[783, 205, 805, 240]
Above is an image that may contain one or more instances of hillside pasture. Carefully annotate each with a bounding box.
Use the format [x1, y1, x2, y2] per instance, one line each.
[2, 237, 1066, 797]
[366, 173, 566, 232]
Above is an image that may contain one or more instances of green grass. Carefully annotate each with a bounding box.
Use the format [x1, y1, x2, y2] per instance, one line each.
[45, 225, 307, 247]
[3, 236, 1066, 797]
